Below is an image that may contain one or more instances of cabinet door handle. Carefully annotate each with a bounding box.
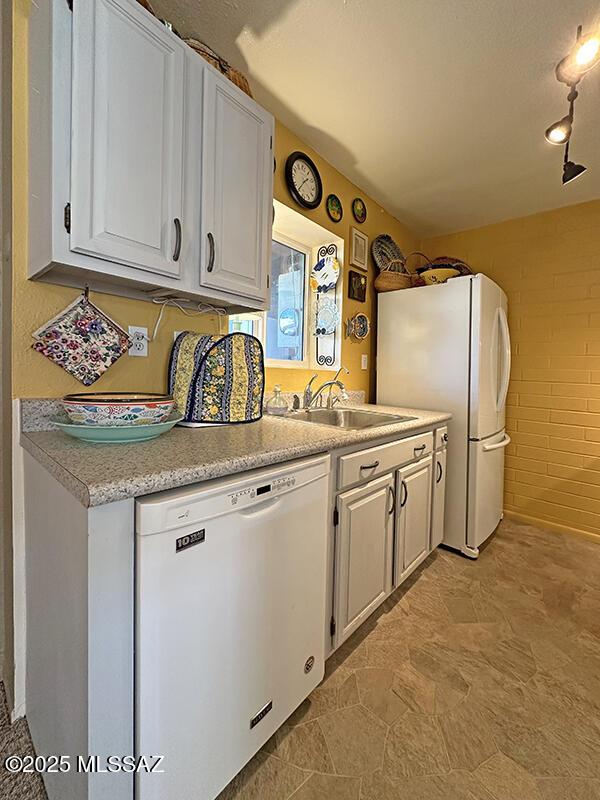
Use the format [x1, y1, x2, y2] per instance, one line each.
[443, 433, 448, 443]
[388, 485, 396, 516]
[414, 444, 427, 457]
[360, 460, 380, 473]
[207, 232, 215, 272]
[436, 460, 443, 484]
[173, 218, 182, 261]
[400, 480, 408, 507]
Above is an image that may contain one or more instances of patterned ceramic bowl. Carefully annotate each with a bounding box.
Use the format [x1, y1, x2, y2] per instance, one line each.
[62, 393, 175, 426]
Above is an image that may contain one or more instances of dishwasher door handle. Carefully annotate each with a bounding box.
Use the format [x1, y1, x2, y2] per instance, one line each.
[236, 497, 282, 518]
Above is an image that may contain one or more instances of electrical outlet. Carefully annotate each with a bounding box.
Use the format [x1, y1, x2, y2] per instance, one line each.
[128, 326, 148, 357]
[361, 354, 368, 370]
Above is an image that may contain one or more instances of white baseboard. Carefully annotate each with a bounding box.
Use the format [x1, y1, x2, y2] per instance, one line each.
[12, 398, 26, 720]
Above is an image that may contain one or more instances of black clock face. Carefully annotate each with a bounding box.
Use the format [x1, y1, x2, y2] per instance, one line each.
[285, 152, 323, 209]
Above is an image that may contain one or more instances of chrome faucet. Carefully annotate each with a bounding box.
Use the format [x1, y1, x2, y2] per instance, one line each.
[307, 379, 349, 409]
[303, 374, 319, 409]
[303, 366, 350, 409]
[329, 366, 350, 405]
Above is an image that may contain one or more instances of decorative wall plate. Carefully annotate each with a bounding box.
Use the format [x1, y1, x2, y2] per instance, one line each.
[352, 197, 367, 223]
[314, 296, 340, 336]
[326, 194, 343, 223]
[310, 255, 340, 293]
[371, 234, 408, 274]
[346, 312, 370, 340]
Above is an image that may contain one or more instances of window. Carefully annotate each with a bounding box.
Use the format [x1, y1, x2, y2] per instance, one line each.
[264, 237, 309, 365]
[230, 202, 343, 371]
[230, 233, 310, 369]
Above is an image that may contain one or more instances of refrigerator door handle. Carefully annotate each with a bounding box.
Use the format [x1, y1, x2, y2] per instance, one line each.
[496, 307, 511, 413]
[482, 434, 511, 452]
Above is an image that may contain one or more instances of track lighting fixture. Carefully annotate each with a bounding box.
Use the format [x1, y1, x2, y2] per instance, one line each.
[556, 30, 600, 84]
[545, 25, 600, 183]
[545, 115, 572, 144]
[562, 140, 587, 184]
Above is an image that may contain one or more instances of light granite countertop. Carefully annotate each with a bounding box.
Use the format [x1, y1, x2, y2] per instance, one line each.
[20, 402, 451, 508]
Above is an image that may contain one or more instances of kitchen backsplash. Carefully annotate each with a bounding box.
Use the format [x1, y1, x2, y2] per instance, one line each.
[20, 391, 366, 433]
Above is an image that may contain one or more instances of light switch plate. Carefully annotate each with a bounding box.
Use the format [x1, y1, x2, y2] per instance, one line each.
[128, 326, 148, 357]
[361, 354, 368, 370]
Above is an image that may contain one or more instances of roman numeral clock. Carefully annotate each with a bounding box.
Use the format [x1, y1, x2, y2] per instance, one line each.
[285, 151, 323, 210]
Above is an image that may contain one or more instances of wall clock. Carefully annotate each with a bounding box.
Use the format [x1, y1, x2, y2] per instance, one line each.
[352, 197, 367, 223]
[326, 193, 343, 223]
[285, 151, 323, 210]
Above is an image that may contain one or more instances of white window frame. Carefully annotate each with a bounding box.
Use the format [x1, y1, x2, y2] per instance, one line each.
[264, 231, 311, 370]
[229, 207, 343, 373]
[230, 232, 311, 369]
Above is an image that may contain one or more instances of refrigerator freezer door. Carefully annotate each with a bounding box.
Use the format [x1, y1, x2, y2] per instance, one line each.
[470, 275, 509, 439]
[467, 429, 510, 553]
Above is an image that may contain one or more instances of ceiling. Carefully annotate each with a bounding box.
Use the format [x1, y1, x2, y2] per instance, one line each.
[154, 0, 600, 236]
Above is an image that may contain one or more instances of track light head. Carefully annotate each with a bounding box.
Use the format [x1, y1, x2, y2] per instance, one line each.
[556, 30, 600, 84]
[562, 160, 587, 184]
[545, 115, 572, 144]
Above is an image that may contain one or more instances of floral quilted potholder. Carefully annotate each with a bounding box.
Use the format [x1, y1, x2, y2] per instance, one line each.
[32, 293, 131, 386]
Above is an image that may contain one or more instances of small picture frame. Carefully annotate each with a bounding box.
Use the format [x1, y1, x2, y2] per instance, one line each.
[348, 270, 367, 302]
[350, 227, 369, 272]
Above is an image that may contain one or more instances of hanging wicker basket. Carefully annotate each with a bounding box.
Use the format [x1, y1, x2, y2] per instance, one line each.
[184, 38, 253, 97]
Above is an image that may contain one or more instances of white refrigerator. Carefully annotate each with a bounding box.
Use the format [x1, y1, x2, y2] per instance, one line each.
[377, 274, 511, 557]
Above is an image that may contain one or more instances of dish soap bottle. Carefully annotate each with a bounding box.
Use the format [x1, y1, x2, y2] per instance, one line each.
[265, 385, 288, 416]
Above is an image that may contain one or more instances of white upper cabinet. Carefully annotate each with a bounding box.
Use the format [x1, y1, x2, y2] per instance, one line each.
[70, 0, 186, 277]
[29, 0, 273, 310]
[199, 70, 273, 302]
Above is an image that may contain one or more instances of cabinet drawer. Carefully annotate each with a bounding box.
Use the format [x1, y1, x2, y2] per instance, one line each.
[338, 431, 433, 490]
[435, 426, 448, 450]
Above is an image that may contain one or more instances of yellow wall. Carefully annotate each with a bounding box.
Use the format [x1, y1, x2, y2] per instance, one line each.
[12, 2, 417, 401]
[423, 199, 600, 540]
[12, 0, 223, 399]
[270, 123, 418, 400]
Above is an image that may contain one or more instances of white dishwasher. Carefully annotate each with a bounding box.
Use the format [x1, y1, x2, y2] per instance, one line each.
[135, 454, 330, 800]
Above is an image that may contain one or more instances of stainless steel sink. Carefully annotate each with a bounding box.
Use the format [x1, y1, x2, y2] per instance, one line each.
[285, 407, 416, 431]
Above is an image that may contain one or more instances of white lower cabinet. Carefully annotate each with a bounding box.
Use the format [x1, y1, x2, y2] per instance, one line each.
[431, 448, 447, 549]
[394, 455, 433, 586]
[334, 473, 394, 643]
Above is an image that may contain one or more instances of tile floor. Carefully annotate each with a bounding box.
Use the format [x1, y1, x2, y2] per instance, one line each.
[218, 519, 600, 800]
[0, 685, 46, 799]
[2, 519, 599, 799]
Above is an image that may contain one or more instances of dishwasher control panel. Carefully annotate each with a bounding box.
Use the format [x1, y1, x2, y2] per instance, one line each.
[229, 476, 296, 506]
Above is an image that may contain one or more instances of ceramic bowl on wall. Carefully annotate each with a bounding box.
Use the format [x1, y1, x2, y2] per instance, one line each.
[62, 392, 175, 426]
